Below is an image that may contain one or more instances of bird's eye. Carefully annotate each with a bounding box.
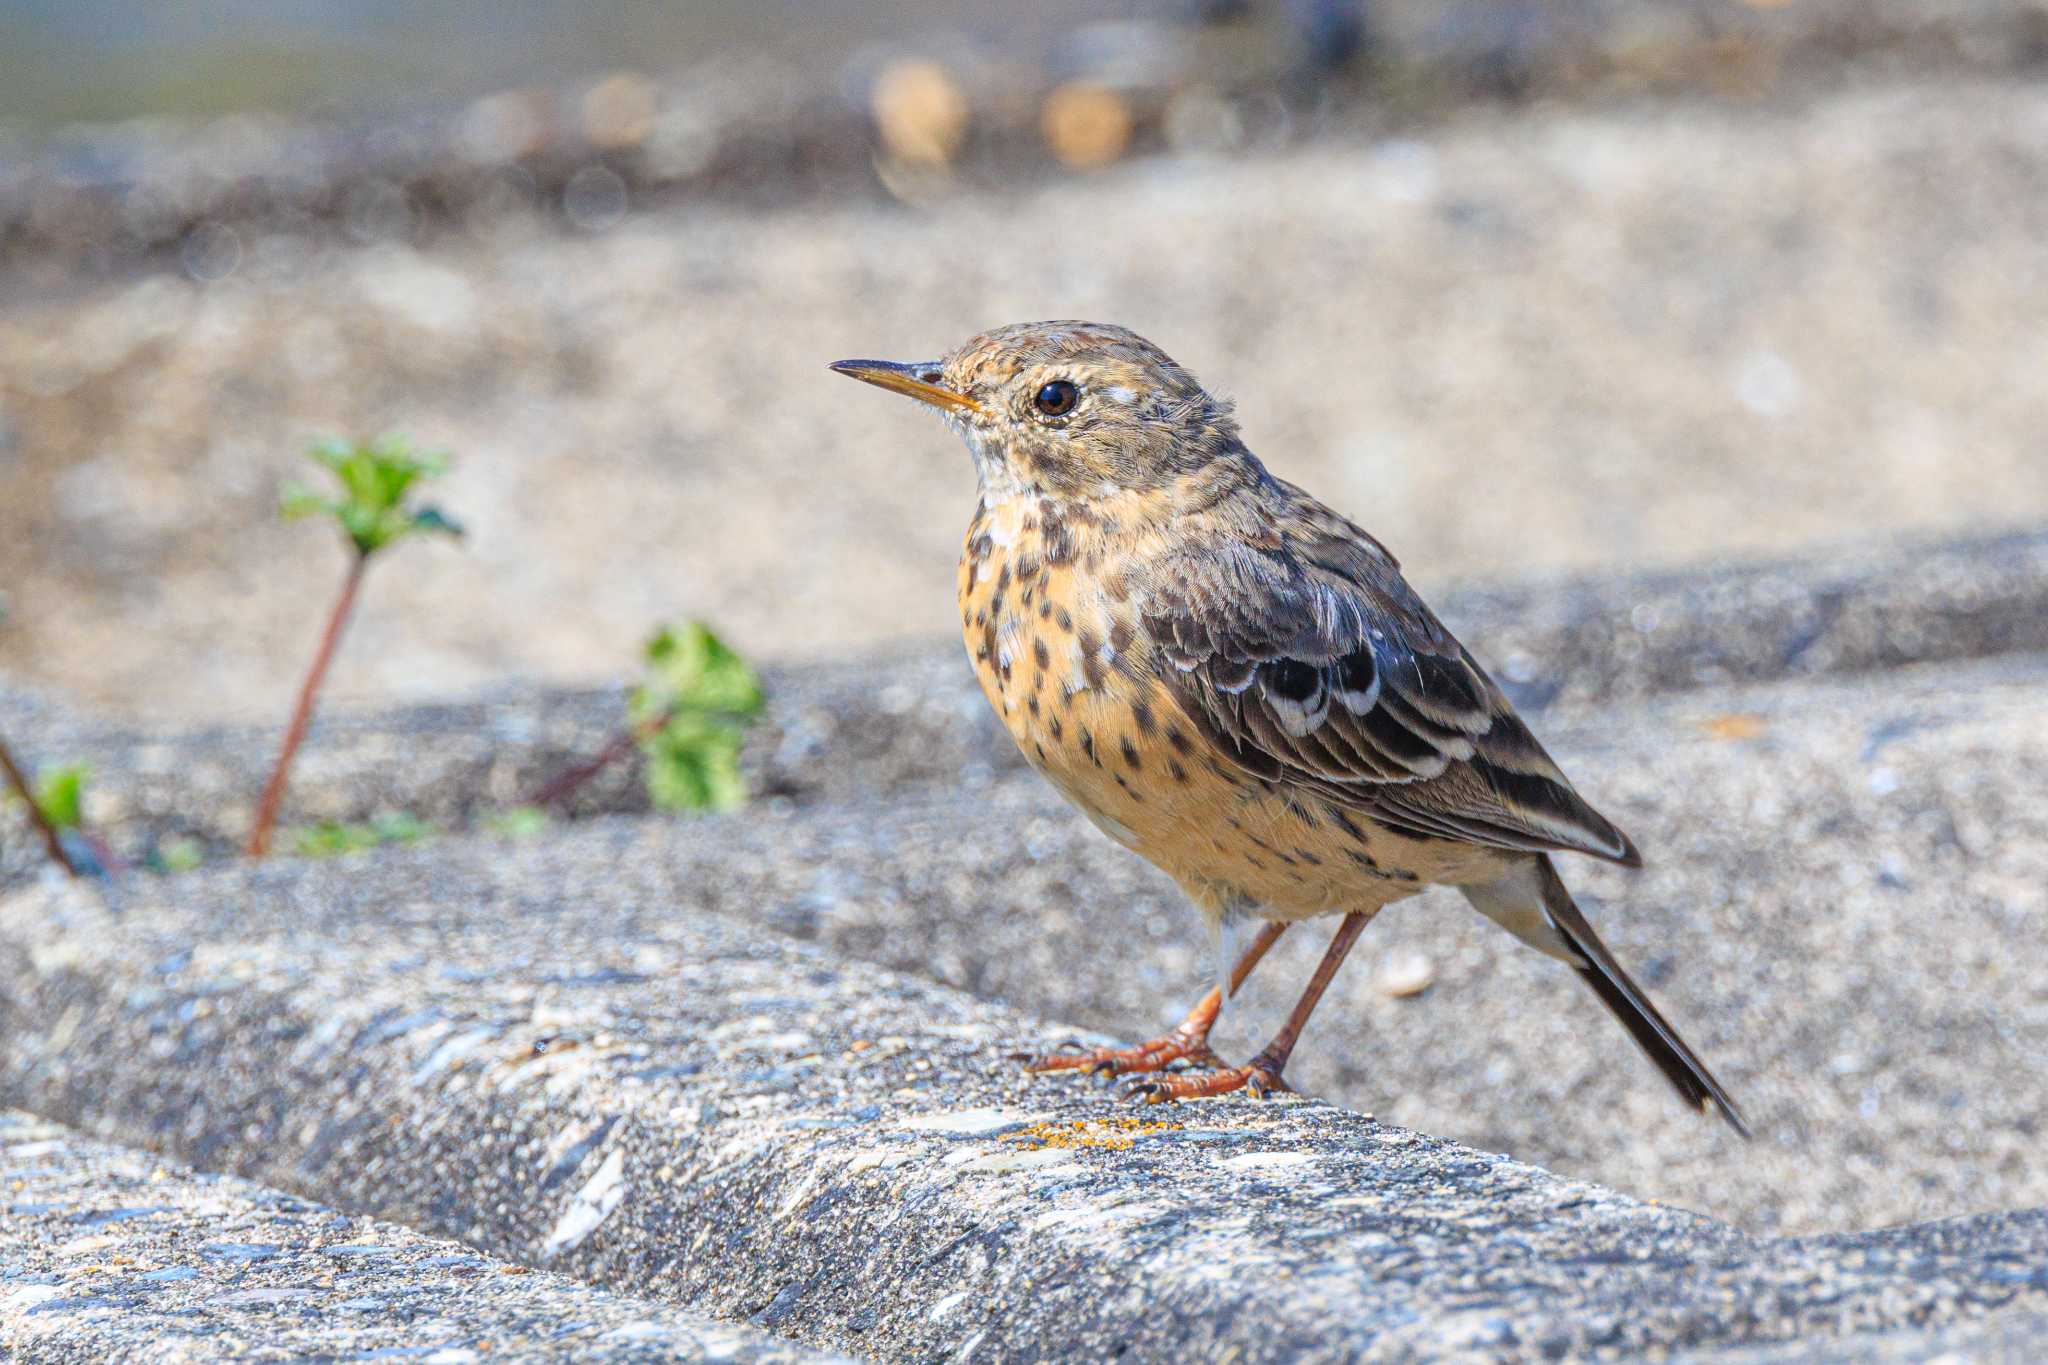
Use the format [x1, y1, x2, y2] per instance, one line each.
[1033, 380, 1079, 417]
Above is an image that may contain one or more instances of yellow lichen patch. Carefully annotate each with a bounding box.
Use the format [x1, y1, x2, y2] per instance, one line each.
[1007, 1116, 1180, 1152]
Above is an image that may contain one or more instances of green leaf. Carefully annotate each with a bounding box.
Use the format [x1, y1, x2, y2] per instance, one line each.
[290, 821, 382, 858]
[628, 621, 763, 815]
[480, 806, 550, 840]
[279, 483, 336, 522]
[410, 506, 464, 539]
[287, 812, 433, 858]
[32, 763, 87, 831]
[643, 719, 747, 814]
[369, 810, 435, 846]
[153, 835, 205, 873]
[282, 436, 462, 557]
[633, 622, 763, 723]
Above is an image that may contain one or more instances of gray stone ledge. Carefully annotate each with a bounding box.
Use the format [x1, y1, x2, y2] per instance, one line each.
[15, 649, 2042, 1237]
[505, 650, 2048, 1241]
[3, 842, 2048, 1360]
[7, 525, 2046, 870]
[0, 1110, 841, 1363]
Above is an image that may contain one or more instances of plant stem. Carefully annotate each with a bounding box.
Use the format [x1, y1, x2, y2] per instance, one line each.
[525, 705, 674, 809]
[248, 554, 368, 857]
[0, 733, 78, 877]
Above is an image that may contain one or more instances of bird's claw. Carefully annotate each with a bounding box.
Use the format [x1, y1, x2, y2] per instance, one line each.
[1117, 1062, 1289, 1104]
[1008, 1031, 1217, 1077]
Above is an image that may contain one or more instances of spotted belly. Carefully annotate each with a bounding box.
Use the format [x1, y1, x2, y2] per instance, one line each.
[956, 513, 1493, 919]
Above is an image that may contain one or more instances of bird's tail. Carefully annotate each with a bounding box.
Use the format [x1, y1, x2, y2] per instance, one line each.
[1466, 856, 1749, 1137]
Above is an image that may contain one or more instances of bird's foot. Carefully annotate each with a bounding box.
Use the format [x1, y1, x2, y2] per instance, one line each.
[1010, 987, 1226, 1078]
[1121, 1057, 1290, 1104]
[1008, 1027, 1220, 1078]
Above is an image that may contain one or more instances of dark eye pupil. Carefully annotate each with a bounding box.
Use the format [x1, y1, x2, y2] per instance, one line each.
[1034, 381, 1078, 416]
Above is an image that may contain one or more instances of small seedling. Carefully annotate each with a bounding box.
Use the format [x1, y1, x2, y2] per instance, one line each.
[247, 437, 461, 857]
[289, 810, 436, 859]
[635, 623, 763, 813]
[479, 805, 551, 840]
[29, 761, 87, 831]
[0, 739, 80, 876]
[150, 835, 206, 874]
[526, 622, 763, 813]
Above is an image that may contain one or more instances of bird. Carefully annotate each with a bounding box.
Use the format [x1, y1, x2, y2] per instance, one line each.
[830, 321, 1747, 1134]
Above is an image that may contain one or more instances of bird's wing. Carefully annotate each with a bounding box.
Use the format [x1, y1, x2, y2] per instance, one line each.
[1139, 489, 1640, 866]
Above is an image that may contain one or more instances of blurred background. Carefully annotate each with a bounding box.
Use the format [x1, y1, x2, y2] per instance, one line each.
[5, 0, 2046, 719]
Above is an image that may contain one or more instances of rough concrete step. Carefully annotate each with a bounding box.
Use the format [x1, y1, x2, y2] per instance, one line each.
[0, 1111, 841, 1363]
[23, 647, 2018, 1238]
[3, 821, 2048, 1361]
[651, 648, 2048, 1239]
[6, 599, 2046, 1240]
[8, 525, 2046, 871]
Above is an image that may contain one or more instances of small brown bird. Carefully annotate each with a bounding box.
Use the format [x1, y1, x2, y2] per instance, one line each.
[832, 321, 1746, 1134]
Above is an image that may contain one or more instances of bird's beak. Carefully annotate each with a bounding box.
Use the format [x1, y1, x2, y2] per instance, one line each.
[829, 359, 981, 415]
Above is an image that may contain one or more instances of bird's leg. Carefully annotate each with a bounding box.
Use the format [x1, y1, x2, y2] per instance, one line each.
[1011, 921, 1288, 1077]
[1126, 911, 1369, 1103]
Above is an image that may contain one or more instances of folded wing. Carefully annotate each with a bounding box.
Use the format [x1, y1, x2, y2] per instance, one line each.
[1140, 489, 1640, 867]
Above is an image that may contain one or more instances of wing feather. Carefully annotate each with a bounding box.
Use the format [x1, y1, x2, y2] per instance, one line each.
[1141, 486, 1640, 867]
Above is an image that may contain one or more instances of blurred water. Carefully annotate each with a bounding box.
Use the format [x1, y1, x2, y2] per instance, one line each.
[0, 0, 1149, 128]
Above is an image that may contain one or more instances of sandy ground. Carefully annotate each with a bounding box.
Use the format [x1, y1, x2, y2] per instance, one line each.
[5, 77, 2048, 722]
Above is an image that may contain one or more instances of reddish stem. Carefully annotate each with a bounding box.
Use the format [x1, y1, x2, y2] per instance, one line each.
[524, 705, 674, 809]
[248, 554, 367, 857]
[0, 733, 78, 877]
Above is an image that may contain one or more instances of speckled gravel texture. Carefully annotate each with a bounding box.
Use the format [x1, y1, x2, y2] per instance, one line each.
[1720, 1311, 2048, 1364]
[0, 1112, 842, 1364]
[3, 526, 2046, 1248]
[699, 650, 2048, 1240]
[5, 853, 2048, 1362]
[7, 77, 2048, 718]
[6, 525, 2043, 873]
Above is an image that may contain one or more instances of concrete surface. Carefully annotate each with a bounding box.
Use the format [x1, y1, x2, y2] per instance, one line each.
[5, 857, 2048, 1362]
[7, 78, 2048, 718]
[7, 525, 2044, 872]
[3, 525, 2045, 1358]
[0, 1111, 842, 1363]
[1725, 1311, 2048, 1365]
[396, 650, 2046, 1241]
[5, 526, 2048, 1239]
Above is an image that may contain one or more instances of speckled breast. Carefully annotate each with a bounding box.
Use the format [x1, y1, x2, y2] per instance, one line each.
[954, 496, 1469, 919]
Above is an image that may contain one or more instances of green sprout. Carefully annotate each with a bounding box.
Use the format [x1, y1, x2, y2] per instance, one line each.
[523, 621, 763, 815]
[151, 835, 206, 874]
[29, 762, 87, 832]
[479, 805, 551, 840]
[281, 437, 462, 556]
[633, 623, 764, 813]
[247, 437, 462, 858]
[289, 811, 436, 859]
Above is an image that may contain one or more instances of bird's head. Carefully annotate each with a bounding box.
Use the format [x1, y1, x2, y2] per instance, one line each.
[831, 321, 1244, 505]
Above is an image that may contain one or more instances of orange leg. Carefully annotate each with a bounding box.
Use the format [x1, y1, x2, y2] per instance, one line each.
[1126, 911, 1369, 1103]
[1011, 922, 1288, 1077]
